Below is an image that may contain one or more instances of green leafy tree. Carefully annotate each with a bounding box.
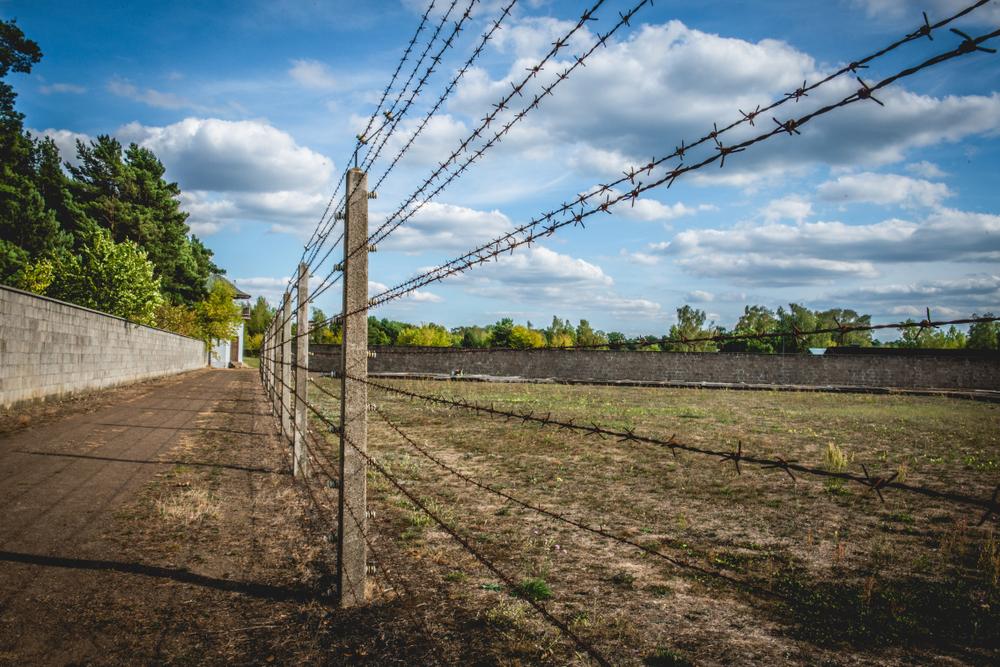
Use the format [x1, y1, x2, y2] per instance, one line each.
[776, 303, 824, 352]
[575, 319, 608, 348]
[195, 280, 243, 345]
[47, 228, 163, 325]
[893, 322, 967, 349]
[509, 325, 546, 349]
[67, 136, 220, 304]
[664, 305, 717, 352]
[155, 302, 200, 338]
[967, 313, 998, 350]
[816, 308, 872, 347]
[453, 325, 490, 348]
[396, 323, 452, 347]
[545, 316, 576, 346]
[722, 305, 778, 353]
[488, 318, 515, 348]
[246, 296, 274, 337]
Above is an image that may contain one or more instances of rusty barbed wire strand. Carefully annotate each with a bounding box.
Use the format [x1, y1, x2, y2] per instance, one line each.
[360, 314, 1000, 354]
[297, 0, 513, 313]
[264, 0, 642, 349]
[366, 400, 796, 600]
[299, 399, 614, 666]
[267, 4, 999, 354]
[299, 0, 439, 268]
[357, 375, 1000, 523]
[293, 0, 615, 326]
[295, 0, 463, 289]
[302, 430, 451, 660]
[364, 0, 638, 251]
[264, 2, 998, 359]
[352, 0, 993, 305]
[355, 0, 464, 171]
[367, 0, 518, 208]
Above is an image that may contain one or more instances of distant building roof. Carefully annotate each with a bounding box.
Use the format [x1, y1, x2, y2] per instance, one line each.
[207, 274, 251, 300]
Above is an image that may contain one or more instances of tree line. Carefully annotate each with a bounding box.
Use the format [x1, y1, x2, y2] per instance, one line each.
[240, 301, 998, 354]
[0, 20, 242, 344]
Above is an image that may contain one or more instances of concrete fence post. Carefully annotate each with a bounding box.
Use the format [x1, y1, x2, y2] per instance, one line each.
[293, 263, 311, 478]
[338, 167, 369, 607]
[281, 292, 293, 442]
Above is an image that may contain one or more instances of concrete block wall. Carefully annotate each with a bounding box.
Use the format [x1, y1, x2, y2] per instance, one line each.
[309, 346, 1000, 391]
[0, 286, 206, 408]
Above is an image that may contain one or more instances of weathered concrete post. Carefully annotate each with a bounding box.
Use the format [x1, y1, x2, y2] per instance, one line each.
[280, 292, 293, 442]
[338, 168, 368, 607]
[293, 264, 311, 478]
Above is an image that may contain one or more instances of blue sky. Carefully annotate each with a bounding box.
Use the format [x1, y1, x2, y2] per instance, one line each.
[4, 0, 999, 335]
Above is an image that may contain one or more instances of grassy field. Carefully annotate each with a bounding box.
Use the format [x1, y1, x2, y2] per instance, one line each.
[310, 377, 1000, 666]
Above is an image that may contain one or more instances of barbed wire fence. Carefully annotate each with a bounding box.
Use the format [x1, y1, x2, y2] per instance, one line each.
[257, 1, 1000, 662]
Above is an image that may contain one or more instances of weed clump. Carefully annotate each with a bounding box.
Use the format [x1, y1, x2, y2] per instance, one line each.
[514, 577, 552, 601]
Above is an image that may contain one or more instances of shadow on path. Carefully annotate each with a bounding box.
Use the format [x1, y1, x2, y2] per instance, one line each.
[0, 550, 320, 604]
[15, 450, 288, 476]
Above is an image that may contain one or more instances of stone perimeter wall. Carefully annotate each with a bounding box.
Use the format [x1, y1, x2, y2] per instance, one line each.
[1, 285, 206, 408]
[310, 345, 1000, 391]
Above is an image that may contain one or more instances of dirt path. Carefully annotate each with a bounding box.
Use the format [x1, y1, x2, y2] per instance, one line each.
[0, 370, 302, 665]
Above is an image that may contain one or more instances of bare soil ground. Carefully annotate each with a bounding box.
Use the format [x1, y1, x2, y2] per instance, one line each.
[308, 376, 1000, 666]
[1, 370, 997, 666]
[0, 369, 463, 666]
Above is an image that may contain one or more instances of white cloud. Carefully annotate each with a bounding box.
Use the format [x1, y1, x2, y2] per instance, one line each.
[378, 201, 513, 252]
[834, 274, 1000, 305]
[369, 279, 442, 304]
[39, 83, 86, 95]
[655, 207, 1000, 264]
[112, 118, 335, 236]
[620, 249, 660, 265]
[906, 160, 947, 179]
[584, 186, 711, 223]
[761, 195, 812, 222]
[107, 77, 204, 111]
[32, 128, 93, 166]
[817, 172, 952, 208]
[453, 245, 662, 321]
[676, 254, 879, 285]
[289, 59, 338, 90]
[686, 290, 715, 302]
[119, 118, 333, 192]
[231, 276, 293, 305]
[450, 19, 1000, 188]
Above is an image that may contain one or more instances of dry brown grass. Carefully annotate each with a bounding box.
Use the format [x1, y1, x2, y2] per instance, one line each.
[309, 376, 1000, 666]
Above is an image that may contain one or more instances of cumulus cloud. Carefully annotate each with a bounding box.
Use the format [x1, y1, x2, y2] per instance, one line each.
[761, 195, 812, 222]
[906, 160, 947, 179]
[655, 207, 1000, 264]
[449, 19, 1000, 187]
[289, 59, 338, 90]
[676, 254, 879, 285]
[834, 274, 1000, 305]
[119, 118, 333, 192]
[454, 245, 662, 320]
[378, 201, 513, 252]
[32, 128, 93, 166]
[817, 172, 952, 208]
[113, 118, 335, 235]
[686, 290, 715, 302]
[231, 276, 293, 305]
